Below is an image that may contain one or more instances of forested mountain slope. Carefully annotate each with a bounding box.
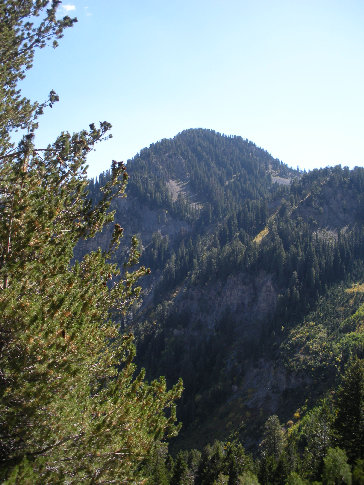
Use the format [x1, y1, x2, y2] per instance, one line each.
[3, 1, 362, 481]
[85, 129, 364, 452]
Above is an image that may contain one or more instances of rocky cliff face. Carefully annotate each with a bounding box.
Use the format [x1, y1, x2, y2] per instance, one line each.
[153, 271, 277, 337]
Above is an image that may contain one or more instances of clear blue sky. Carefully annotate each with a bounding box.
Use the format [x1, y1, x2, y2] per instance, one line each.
[20, 0, 364, 178]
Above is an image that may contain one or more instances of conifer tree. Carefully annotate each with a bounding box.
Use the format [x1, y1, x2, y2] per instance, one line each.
[334, 358, 364, 463]
[322, 447, 352, 485]
[0, 1, 182, 483]
[260, 415, 286, 462]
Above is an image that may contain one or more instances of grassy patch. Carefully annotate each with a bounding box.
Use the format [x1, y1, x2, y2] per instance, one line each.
[345, 282, 364, 294]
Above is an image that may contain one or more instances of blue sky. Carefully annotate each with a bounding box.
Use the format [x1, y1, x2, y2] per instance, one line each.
[20, 0, 364, 178]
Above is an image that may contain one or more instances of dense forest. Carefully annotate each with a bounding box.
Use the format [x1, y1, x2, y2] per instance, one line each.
[1, 2, 363, 484]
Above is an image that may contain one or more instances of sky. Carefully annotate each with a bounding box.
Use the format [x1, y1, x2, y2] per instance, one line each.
[19, 0, 364, 178]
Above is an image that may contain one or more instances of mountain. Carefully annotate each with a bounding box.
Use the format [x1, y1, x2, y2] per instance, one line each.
[83, 128, 364, 452]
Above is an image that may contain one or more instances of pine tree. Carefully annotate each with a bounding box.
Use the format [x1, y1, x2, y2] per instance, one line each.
[334, 358, 364, 463]
[260, 415, 286, 462]
[0, 0, 76, 156]
[0, 2, 182, 482]
[322, 447, 352, 485]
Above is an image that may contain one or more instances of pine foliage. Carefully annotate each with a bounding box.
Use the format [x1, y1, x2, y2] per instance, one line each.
[0, 2, 182, 482]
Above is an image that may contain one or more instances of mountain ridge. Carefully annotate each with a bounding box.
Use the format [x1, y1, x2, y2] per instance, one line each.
[83, 128, 364, 451]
